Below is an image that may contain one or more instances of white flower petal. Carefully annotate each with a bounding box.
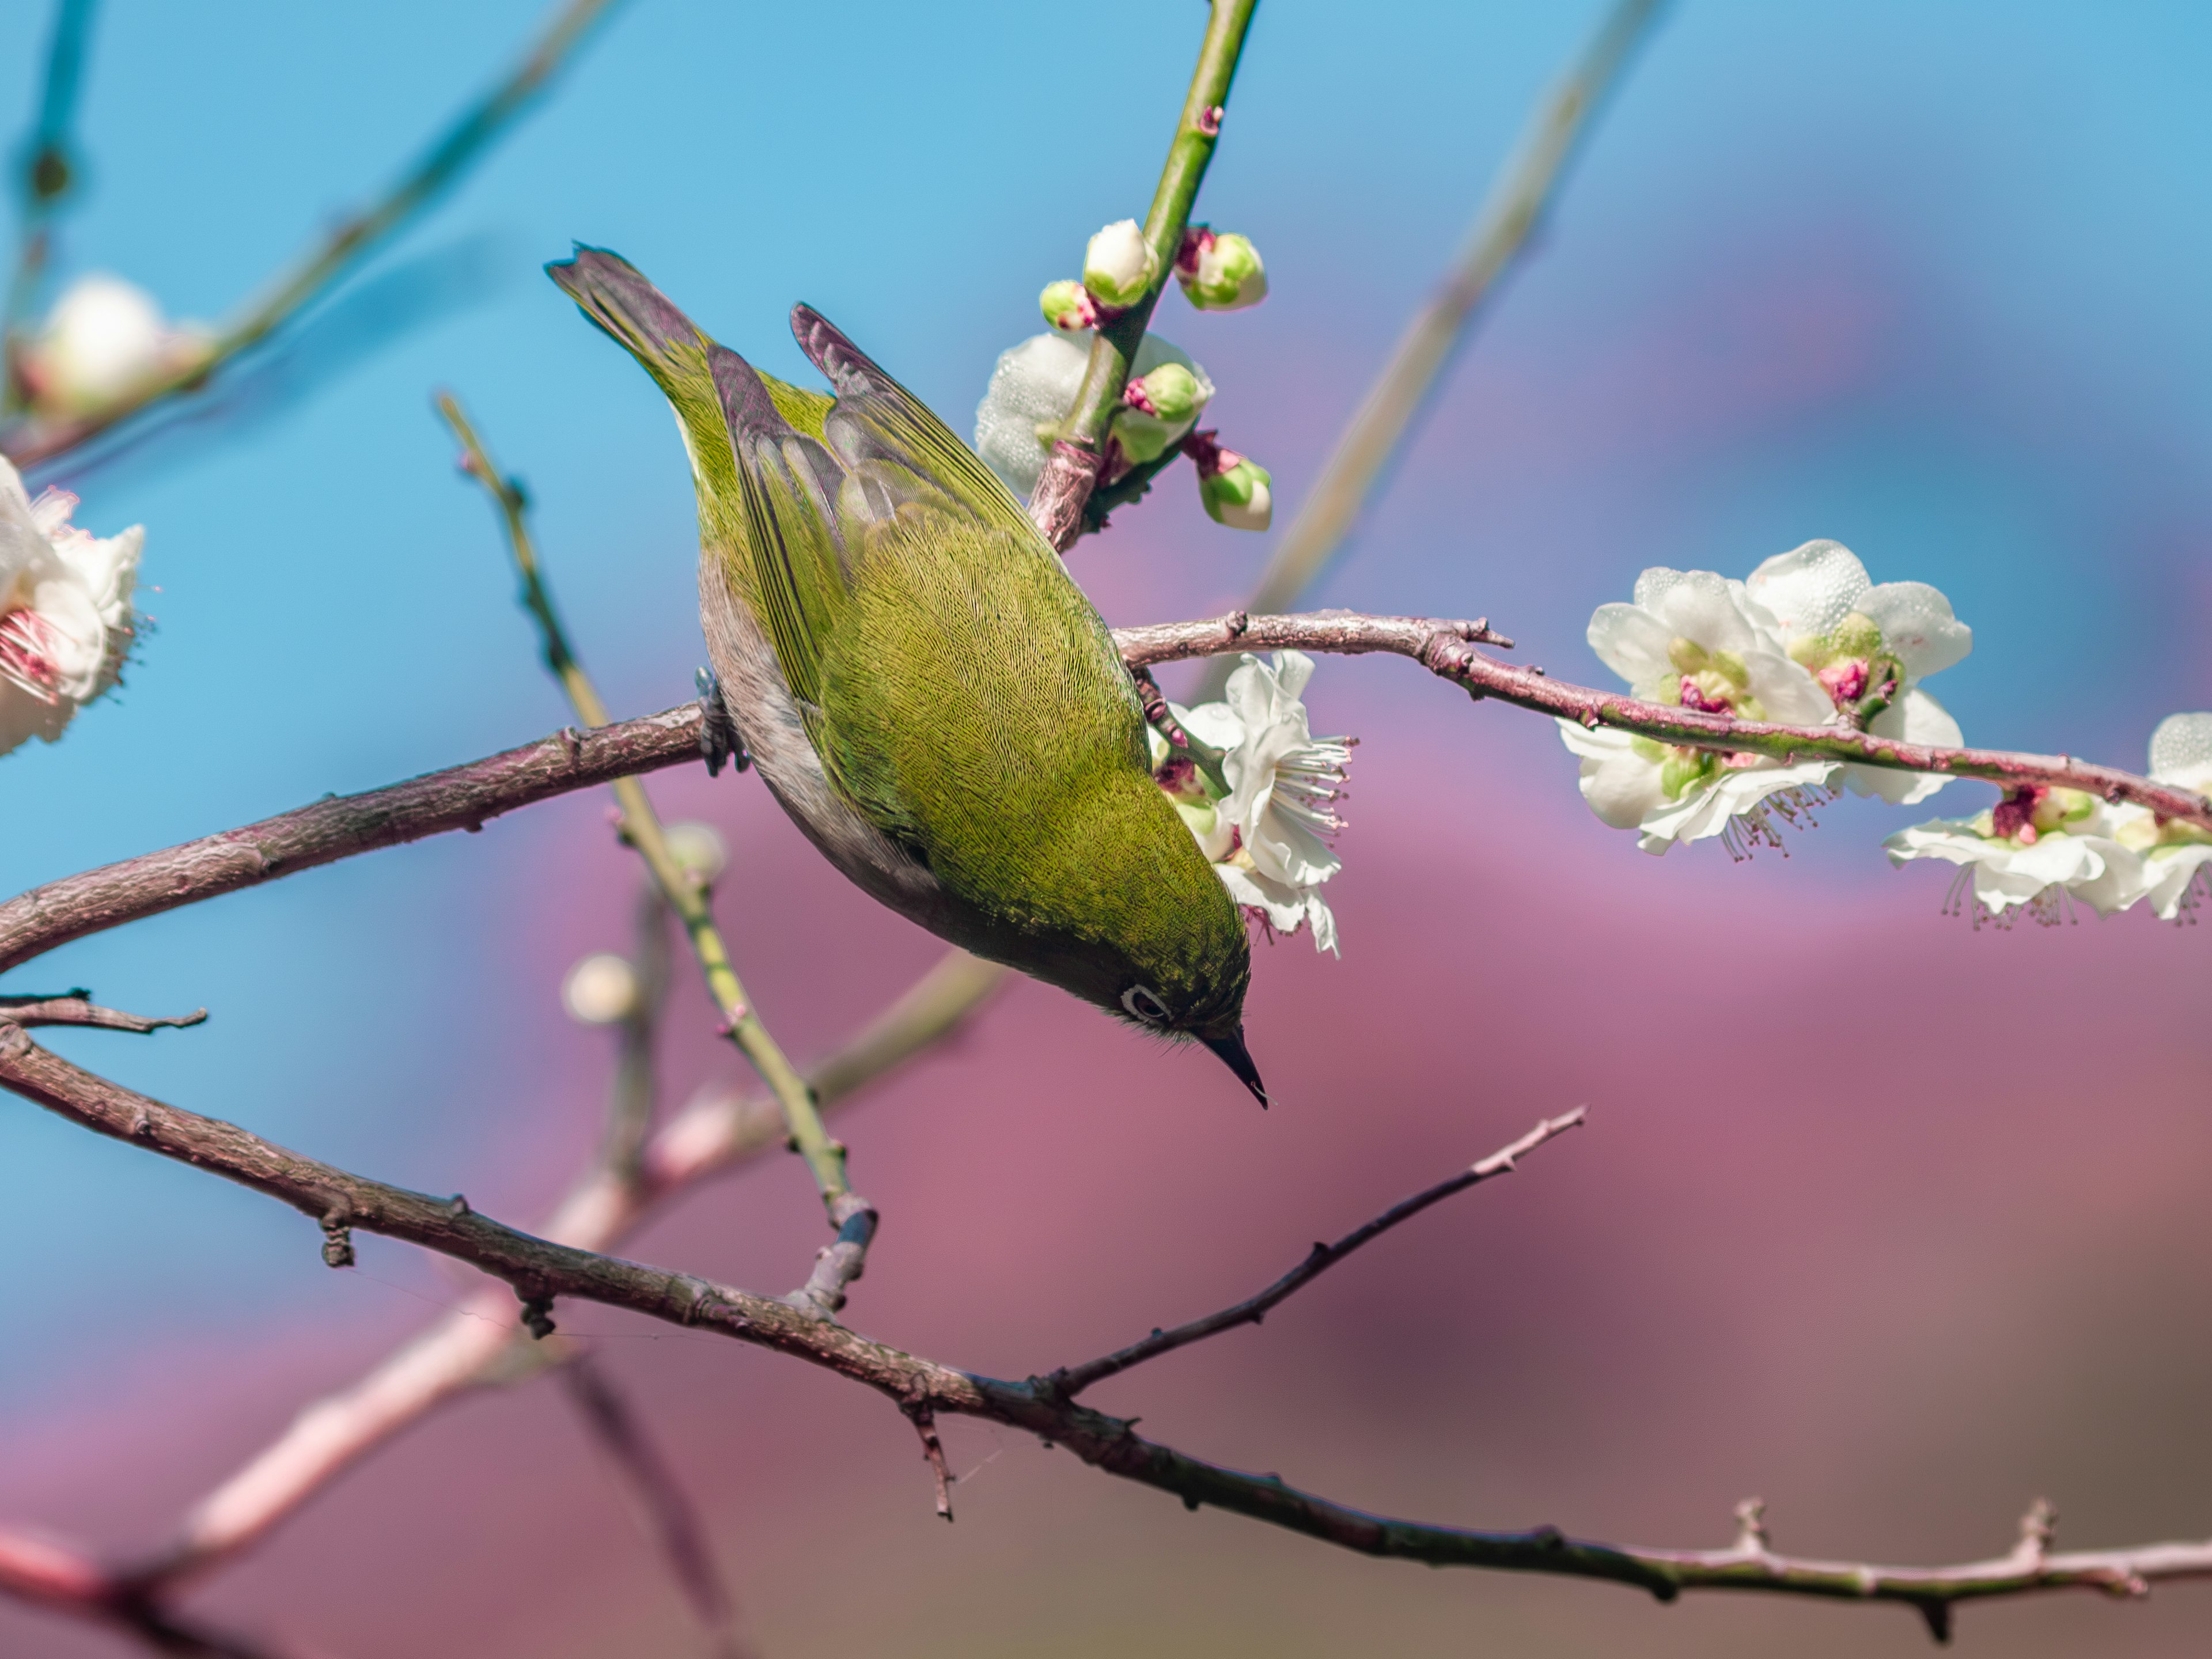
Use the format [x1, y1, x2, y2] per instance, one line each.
[1636, 756, 1836, 853]
[1859, 581, 1971, 680]
[1214, 862, 1339, 956]
[2148, 712, 2212, 788]
[1640, 567, 1760, 657]
[1744, 540, 1870, 642]
[1557, 720, 1668, 830]
[2141, 844, 2212, 921]
[1740, 646, 1832, 725]
[1586, 601, 1676, 689]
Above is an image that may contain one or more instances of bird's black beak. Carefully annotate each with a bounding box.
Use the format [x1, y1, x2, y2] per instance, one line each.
[1202, 1027, 1269, 1108]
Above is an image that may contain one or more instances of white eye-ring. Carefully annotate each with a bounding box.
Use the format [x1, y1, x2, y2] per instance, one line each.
[1120, 984, 1172, 1025]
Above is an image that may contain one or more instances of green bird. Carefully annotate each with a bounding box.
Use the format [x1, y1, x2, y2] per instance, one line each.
[547, 247, 1266, 1103]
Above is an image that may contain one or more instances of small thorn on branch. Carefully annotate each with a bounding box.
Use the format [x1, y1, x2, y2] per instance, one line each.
[1916, 1599, 1954, 1645]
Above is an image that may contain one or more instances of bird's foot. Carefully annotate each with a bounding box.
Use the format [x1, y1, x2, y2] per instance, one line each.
[695, 666, 749, 777]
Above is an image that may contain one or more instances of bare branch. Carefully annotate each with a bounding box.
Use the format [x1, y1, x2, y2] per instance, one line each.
[0, 702, 701, 976]
[562, 1357, 745, 1657]
[1, 0, 100, 388]
[0, 993, 204, 1033]
[5, 1029, 2209, 1635]
[2, 0, 628, 468]
[116, 950, 1003, 1593]
[904, 1405, 955, 1523]
[1053, 1109, 1584, 1398]
[0, 1527, 303, 1659]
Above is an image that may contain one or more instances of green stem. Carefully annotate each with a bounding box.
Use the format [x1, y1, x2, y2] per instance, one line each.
[1197, 0, 1662, 698]
[2, 0, 624, 468]
[437, 392, 852, 1207]
[1032, 0, 1257, 548]
[2, 0, 100, 411]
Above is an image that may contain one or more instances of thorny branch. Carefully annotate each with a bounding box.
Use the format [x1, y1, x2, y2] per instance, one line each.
[1050, 1109, 1585, 1398]
[1, 0, 627, 468]
[440, 389, 870, 1319]
[3, 1032, 2207, 1643]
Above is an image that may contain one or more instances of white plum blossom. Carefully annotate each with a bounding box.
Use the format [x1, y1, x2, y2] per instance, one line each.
[18, 274, 209, 417]
[1884, 788, 2143, 926]
[562, 952, 639, 1024]
[1744, 540, 1971, 804]
[0, 456, 143, 757]
[1146, 650, 1351, 953]
[2108, 713, 2212, 920]
[1558, 566, 1838, 855]
[974, 331, 1213, 498]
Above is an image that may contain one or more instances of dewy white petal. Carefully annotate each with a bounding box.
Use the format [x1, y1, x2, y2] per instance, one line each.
[1585, 601, 1676, 689]
[973, 331, 1213, 500]
[2147, 711, 2212, 789]
[1884, 819, 2144, 918]
[1744, 540, 1870, 642]
[1841, 687, 1961, 805]
[1858, 581, 1971, 680]
[1639, 567, 1761, 657]
[1556, 719, 1669, 830]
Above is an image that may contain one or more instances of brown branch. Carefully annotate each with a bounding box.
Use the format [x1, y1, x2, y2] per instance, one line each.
[0, 1529, 301, 1659]
[1052, 1109, 1584, 1398]
[119, 949, 1003, 1593]
[0, 702, 702, 975]
[561, 1357, 745, 1658]
[5, 1029, 2208, 1639]
[1111, 610, 2212, 835]
[903, 1405, 955, 1523]
[0, 993, 204, 1033]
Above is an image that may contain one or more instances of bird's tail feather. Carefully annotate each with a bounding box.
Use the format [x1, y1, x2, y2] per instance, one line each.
[546, 244, 713, 398]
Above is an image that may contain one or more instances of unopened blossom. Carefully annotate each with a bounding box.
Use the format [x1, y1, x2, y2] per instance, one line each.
[0, 457, 143, 757]
[563, 952, 639, 1024]
[1083, 219, 1158, 310]
[17, 274, 209, 417]
[664, 820, 729, 883]
[1744, 540, 1971, 804]
[1187, 430, 1272, 531]
[1038, 279, 1096, 332]
[973, 331, 1213, 498]
[1147, 651, 1350, 953]
[1884, 787, 2142, 925]
[2108, 713, 2212, 919]
[1558, 566, 1837, 855]
[1111, 360, 1209, 464]
[1176, 228, 1268, 311]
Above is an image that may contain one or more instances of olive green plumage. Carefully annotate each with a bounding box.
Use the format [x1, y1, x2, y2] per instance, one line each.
[547, 247, 1263, 1098]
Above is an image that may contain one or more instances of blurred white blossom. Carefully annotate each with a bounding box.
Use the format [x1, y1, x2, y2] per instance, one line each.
[562, 952, 639, 1024]
[664, 819, 728, 882]
[0, 457, 142, 757]
[18, 274, 209, 416]
[1744, 540, 1971, 804]
[974, 331, 1212, 499]
[1148, 651, 1350, 954]
[1558, 567, 1836, 855]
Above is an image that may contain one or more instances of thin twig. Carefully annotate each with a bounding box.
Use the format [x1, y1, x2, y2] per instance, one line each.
[1, 0, 626, 467]
[561, 1356, 746, 1658]
[437, 391, 867, 1316]
[1027, 0, 1258, 551]
[0, 993, 204, 1033]
[2, 0, 100, 397]
[3, 1031, 2206, 1639]
[0, 1529, 301, 1658]
[1197, 0, 1665, 700]
[1052, 1109, 1584, 1397]
[123, 949, 1001, 1594]
[904, 1404, 955, 1522]
[600, 876, 670, 1180]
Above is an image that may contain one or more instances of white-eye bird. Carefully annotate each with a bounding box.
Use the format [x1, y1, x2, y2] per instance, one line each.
[548, 247, 1266, 1102]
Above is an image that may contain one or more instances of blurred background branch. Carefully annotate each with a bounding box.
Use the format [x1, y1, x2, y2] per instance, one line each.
[0, 0, 96, 402]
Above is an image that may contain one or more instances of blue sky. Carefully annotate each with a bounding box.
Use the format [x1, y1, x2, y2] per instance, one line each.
[2, 0, 2210, 1407]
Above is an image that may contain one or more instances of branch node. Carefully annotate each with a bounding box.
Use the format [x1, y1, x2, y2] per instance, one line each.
[1732, 1497, 1770, 1555]
[519, 1294, 557, 1340]
[444, 1193, 472, 1219]
[320, 1202, 355, 1270]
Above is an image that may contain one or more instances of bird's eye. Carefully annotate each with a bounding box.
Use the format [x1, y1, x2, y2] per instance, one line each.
[1120, 984, 1172, 1025]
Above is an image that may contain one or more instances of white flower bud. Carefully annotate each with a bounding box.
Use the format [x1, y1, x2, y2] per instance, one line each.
[664, 819, 728, 881]
[1176, 229, 1267, 312]
[562, 952, 639, 1025]
[1038, 279, 1096, 332]
[1083, 219, 1158, 311]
